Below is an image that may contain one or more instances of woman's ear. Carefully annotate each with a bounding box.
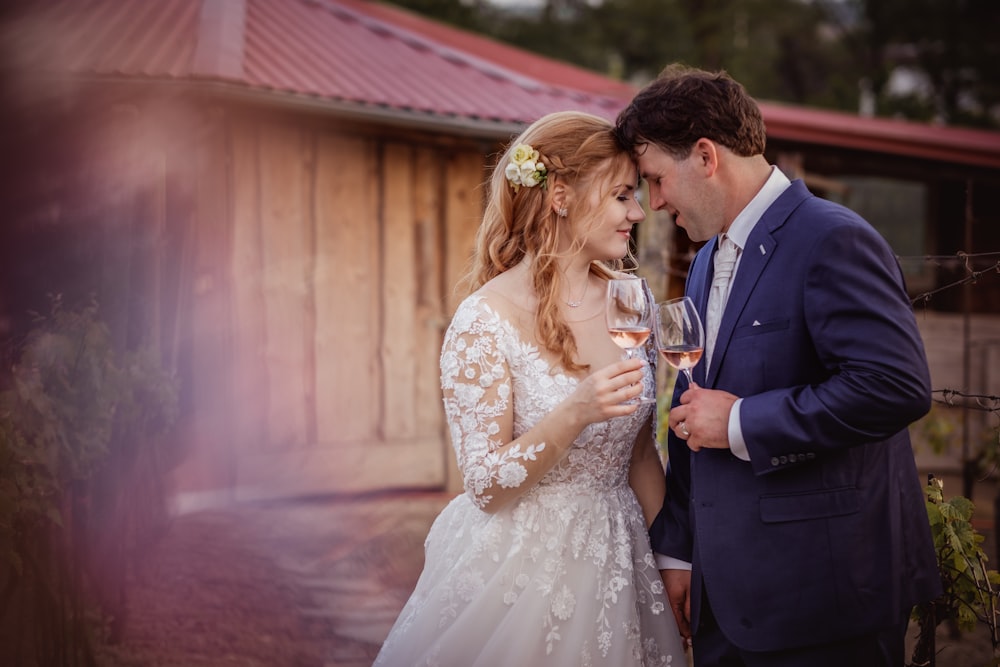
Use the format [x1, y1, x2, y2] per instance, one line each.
[549, 181, 570, 217]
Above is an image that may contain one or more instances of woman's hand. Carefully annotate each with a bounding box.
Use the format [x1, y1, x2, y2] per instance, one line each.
[563, 357, 646, 427]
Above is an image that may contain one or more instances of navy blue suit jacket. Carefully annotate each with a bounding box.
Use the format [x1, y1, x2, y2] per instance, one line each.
[650, 180, 941, 651]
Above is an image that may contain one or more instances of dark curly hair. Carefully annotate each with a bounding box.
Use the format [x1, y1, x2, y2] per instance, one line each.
[615, 64, 767, 160]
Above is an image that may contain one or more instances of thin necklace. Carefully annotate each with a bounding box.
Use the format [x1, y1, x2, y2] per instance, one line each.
[565, 277, 589, 308]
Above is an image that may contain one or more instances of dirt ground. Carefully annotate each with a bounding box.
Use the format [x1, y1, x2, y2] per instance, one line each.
[92, 489, 998, 667]
[94, 492, 450, 667]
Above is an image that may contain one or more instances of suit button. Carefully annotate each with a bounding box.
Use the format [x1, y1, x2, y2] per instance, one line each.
[770, 457, 780, 466]
[779, 455, 788, 464]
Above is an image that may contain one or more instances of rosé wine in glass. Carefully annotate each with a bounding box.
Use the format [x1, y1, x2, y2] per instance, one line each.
[656, 297, 705, 385]
[606, 278, 656, 404]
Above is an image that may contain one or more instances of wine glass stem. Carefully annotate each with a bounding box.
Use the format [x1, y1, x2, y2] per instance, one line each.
[627, 347, 653, 402]
[683, 369, 694, 385]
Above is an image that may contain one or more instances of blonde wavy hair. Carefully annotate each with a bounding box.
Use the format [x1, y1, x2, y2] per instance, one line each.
[463, 111, 638, 372]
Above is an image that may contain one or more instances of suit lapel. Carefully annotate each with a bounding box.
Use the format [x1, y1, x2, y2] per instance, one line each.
[707, 234, 776, 386]
[685, 242, 714, 385]
[704, 179, 810, 387]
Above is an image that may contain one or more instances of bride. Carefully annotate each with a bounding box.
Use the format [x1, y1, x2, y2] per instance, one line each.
[373, 111, 685, 666]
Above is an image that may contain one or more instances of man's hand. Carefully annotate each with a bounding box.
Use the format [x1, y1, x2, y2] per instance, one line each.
[661, 568, 692, 649]
[669, 383, 738, 452]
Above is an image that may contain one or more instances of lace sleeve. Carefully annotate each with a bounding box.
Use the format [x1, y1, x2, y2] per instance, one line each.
[439, 299, 547, 511]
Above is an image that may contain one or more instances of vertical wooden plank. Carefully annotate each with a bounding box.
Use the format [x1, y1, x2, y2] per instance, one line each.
[183, 104, 236, 493]
[314, 131, 379, 444]
[442, 149, 487, 491]
[164, 136, 197, 379]
[98, 104, 138, 354]
[258, 122, 310, 449]
[302, 132, 319, 447]
[147, 152, 166, 358]
[443, 150, 487, 316]
[413, 146, 446, 439]
[229, 117, 269, 454]
[381, 142, 418, 439]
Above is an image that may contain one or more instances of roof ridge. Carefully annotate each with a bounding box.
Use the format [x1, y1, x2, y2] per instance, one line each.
[302, 0, 605, 103]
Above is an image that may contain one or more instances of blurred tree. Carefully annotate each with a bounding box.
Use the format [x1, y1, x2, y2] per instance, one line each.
[391, 0, 997, 129]
[840, 0, 1000, 128]
[392, 0, 489, 29]
[594, 0, 861, 110]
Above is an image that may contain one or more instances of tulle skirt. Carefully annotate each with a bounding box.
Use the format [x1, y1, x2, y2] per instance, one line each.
[373, 483, 684, 666]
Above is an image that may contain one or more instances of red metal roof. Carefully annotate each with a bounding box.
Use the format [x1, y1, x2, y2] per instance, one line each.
[11, 0, 625, 128]
[244, 0, 624, 123]
[759, 100, 1000, 171]
[7, 0, 200, 77]
[8, 0, 1000, 167]
[329, 0, 637, 99]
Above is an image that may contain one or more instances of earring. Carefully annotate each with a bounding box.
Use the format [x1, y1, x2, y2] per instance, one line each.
[558, 207, 568, 218]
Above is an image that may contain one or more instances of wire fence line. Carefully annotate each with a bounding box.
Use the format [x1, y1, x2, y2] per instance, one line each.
[898, 251, 1000, 307]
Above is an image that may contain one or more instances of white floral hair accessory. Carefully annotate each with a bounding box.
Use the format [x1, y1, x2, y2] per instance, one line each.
[504, 143, 548, 192]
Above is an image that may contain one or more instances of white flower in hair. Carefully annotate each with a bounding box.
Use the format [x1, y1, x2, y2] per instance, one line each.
[505, 143, 548, 192]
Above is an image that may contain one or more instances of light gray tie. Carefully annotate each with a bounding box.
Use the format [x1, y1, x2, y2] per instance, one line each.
[705, 235, 738, 372]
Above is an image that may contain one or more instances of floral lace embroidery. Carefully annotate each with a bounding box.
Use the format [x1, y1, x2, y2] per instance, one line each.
[374, 295, 676, 666]
[440, 298, 553, 509]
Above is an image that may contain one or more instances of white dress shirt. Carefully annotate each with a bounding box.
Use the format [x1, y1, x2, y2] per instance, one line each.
[656, 166, 791, 571]
[721, 166, 791, 462]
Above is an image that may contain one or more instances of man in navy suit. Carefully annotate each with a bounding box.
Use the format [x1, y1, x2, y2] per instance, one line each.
[615, 65, 941, 666]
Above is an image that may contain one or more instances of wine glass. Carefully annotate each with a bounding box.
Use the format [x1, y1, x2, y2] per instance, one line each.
[606, 278, 656, 404]
[656, 296, 705, 386]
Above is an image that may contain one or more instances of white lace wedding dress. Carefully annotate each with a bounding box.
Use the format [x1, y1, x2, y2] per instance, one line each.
[373, 295, 684, 667]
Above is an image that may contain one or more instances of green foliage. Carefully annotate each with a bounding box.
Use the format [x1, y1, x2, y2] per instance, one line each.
[984, 426, 1000, 470]
[917, 403, 959, 456]
[853, 0, 1000, 128]
[394, 0, 999, 130]
[654, 366, 677, 461]
[0, 414, 60, 575]
[0, 295, 178, 664]
[914, 475, 1000, 663]
[913, 402, 1000, 486]
[0, 296, 118, 576]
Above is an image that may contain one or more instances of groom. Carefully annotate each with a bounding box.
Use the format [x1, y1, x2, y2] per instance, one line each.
[615, 65, 941, 666]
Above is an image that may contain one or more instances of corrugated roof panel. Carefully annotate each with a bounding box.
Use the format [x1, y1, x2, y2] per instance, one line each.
[92, 2, 166, 73]
[124, 2, 199, 77]
[759, 101, 1000, 170]
[9, 0, 999, 164]
[241, 0, 623, 123]
[13, 0, 199, 78]
[332, 0, 637, 99]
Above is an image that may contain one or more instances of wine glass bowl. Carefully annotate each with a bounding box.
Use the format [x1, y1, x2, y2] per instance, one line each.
[606, 278, 656, 404]
[656, 296, 705, 385]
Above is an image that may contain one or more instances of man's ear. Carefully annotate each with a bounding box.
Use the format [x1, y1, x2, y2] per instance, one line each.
[693, 138, 719, 176]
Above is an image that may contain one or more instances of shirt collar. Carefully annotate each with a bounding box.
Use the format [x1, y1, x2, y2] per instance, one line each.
[722, 166, 791, 251]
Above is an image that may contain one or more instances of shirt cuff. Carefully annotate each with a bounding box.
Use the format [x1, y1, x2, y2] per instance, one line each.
[655, 553, 692, 571]
[729, 397, 750, 461]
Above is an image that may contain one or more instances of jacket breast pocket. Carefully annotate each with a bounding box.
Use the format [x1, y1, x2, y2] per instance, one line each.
[759, 487, 861, 523]
[733, 318, 789, 339]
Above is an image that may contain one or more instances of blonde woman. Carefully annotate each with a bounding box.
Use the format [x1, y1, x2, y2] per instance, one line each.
[373, 111, 684, 666]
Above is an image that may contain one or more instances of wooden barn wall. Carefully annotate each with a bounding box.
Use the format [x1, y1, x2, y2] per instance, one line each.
[167, 105, 488, 508]
[0, 87, 490, 510]
[20, 90, 996, 514]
